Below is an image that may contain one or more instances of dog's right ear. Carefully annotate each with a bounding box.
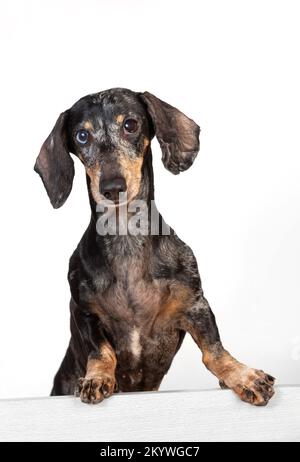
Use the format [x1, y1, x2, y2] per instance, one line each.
[34, 111, 74, 209]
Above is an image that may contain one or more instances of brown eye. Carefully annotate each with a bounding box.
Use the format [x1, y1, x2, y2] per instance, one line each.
[123, 118, 138, 134]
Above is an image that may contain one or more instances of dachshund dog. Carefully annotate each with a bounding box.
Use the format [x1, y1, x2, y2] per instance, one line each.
[34, 88, 275, 405]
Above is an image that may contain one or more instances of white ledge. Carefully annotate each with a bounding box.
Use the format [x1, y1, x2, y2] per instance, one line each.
[0, 386, 299, 442]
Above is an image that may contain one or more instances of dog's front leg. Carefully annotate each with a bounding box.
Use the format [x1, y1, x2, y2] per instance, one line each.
[180, 296, 275, 406]
[76, 343, 117, 404]
[72, 307, 117, 404]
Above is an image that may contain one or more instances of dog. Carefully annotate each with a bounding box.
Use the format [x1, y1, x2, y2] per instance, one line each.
[34, 88, 275, 405]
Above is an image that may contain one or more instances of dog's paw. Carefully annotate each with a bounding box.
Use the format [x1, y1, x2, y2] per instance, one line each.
[75, 375, 116, 404]
[222, 367, 275, 406]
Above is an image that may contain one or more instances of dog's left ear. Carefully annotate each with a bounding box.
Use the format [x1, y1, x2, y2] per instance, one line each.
[34, 111, 74, 209]
[140, 92, 200, 174]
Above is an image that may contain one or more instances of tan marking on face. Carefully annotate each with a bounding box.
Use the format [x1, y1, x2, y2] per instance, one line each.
[86, 163, 102, 204]
[116, 114, 125, 124]
[143, 137, 150, 150]
[118, 155, 144, 201]
[83, 120, 94, 130]
[119, 136, 150, 201]
[85, 342, 117, 380]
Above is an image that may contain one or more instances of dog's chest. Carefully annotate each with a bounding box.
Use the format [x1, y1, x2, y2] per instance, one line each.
[76, 250, 194, 391]
[84, 257, 188, 351]
[91, 258, 171, 332]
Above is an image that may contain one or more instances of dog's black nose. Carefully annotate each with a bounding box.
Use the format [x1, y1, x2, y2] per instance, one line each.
[100, 177, 127, 202]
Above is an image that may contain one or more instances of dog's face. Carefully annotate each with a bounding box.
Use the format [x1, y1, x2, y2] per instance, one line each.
[34, 88, 200, 208]
[67, 89, 152, 205]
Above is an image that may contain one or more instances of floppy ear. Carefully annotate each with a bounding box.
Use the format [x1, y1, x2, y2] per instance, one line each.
[140, 92, 200, 174]
[34, 111, 74, 208]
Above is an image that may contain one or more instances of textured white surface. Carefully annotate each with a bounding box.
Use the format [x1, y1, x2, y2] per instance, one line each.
[0, 386, 299, 442]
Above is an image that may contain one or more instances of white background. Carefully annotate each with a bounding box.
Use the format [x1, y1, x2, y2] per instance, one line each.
[0, 0, 299, 399]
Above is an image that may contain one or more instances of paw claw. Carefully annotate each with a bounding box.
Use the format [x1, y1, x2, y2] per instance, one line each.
[266, 374, 275, 384]
[243, 386, 255, 403]
[219, 380, 229, 390]
[102, 384, 109, 396]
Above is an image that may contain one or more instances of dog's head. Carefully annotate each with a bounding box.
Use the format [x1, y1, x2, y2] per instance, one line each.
[34, 88, 200, 208]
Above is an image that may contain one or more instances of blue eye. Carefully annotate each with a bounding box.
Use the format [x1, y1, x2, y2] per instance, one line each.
[76, 129, 89, 144]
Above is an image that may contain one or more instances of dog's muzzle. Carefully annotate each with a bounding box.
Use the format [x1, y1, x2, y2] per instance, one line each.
[100, 177, 127, 203]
